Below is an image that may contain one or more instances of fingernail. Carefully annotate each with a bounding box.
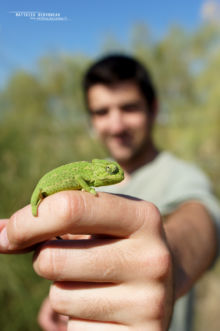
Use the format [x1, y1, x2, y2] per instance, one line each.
[0, 227, 9, 249]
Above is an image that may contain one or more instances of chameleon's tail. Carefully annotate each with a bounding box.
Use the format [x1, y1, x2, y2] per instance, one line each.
[30, 186, 42, 217]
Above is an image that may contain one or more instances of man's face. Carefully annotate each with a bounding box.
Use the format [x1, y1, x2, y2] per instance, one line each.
[87, 81, 155, 163]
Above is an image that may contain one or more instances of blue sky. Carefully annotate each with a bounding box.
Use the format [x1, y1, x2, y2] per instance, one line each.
[0, 0, 208, 87]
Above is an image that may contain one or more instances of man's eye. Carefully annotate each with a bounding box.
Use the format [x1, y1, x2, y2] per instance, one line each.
[90, 109, 108, 117]
[121, 102, 143, 113]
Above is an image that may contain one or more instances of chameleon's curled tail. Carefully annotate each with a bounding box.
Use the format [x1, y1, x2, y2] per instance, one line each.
[30, 186, 42, 217]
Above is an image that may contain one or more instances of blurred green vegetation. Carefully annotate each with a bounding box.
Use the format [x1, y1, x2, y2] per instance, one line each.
[0, 22, 220, 330]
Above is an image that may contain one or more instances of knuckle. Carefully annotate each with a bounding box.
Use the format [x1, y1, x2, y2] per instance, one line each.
[137, 245, 172, 281]
[146, 202, 161, 219]
[138, 201, 161, 229]
[141, 286, 166, 320]
[35, 248, 54, 279]
[157, 248, 172, 279]
[147, 203, 162, 229]
[132, 286, 166, 323]
[150, 247, 172, 280]
[35, 247, 64, 280]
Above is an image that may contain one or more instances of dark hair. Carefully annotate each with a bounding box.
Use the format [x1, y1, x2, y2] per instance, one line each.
[83, 54, 157, 112]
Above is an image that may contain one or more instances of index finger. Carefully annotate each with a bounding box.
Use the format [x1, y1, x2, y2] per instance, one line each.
[4, 191, 158, 250]
[0, 219, 37, 254]
[0, 219, 8, 231]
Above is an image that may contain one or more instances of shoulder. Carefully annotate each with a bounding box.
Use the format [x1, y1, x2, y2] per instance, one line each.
[158, 151, 211, 186]
[158, 151, 220, 217]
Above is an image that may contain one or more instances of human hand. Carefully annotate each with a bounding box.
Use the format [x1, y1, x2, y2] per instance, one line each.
[1, 191, 174, 330]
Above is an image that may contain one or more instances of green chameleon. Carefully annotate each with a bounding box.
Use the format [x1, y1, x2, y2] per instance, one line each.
[31, 159, 124, 216]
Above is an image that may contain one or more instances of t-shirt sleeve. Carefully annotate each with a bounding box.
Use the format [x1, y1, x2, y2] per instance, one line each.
[160, 163, 220, 259]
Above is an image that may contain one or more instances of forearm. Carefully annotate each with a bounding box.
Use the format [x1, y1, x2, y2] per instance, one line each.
[164, 201, 218, 300]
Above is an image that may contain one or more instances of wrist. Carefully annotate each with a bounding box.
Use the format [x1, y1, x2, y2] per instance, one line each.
[164, 202, 217, 300]
[164, 218, 193, 300]
[169, 245, 191, 300]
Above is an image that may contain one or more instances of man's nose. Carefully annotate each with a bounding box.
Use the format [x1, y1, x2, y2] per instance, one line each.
[109, 109, 125, 133]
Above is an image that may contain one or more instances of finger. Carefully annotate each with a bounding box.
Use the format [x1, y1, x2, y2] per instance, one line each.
[0, 219, 8, 231]
[33, 237, 167, 283]
[0, 225, 37, 254]
[0, 221, 9, 252]
[50, 281, 164, 325]
[38, 297, 68, 331]
[68, 319, 129, 331]
[34, 238, 127, 282]
[5, 191, 159, 250]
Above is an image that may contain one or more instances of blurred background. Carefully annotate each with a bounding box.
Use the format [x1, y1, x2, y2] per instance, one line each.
[0, 0, 220, 330]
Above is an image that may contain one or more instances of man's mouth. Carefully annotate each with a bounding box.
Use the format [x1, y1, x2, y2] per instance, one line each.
[109, 133, 132, 146]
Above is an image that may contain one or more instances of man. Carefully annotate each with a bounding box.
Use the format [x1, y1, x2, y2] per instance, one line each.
[0, 55, 220, 331]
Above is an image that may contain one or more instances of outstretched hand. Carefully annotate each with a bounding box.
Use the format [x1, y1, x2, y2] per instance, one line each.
[0, 191, 174, 330]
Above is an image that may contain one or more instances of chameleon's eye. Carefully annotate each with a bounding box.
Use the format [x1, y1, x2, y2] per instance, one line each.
[106, 166, 111, 173]
[106, 165, 118, 174]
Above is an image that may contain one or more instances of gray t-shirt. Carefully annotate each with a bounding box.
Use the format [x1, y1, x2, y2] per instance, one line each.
[99, 151, 220, 331]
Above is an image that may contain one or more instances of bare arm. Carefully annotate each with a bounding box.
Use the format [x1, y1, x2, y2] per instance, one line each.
[164, 202, 218, 299]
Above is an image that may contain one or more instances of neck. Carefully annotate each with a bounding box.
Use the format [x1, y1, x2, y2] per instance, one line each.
[118, 140, 159, 176]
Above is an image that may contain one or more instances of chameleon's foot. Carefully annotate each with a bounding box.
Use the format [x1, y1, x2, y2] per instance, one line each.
[81, 188, 97, 195]
[90, 188, 97, 195]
